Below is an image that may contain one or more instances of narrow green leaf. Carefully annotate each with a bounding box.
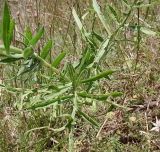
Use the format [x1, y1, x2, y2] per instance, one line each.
[110, 92, 123, 98]
[51, 52, 66, 68]
[48, 85, 60, 91]
[92, 31, 104, 42]
[29, 27, 44, 46]
[67, 63, 76, 82]
[24, 26, 32, 45]
[77, 50, 91, 72]
[72, 8, 83, 30]
[140, 27, 156, 36]
[94, 38, 110, 64]
[93, 0, 111, 36]
[44, 87, 70, 101]
[0, 57, 22, 63]
[108, 5, 119, 22]
[81, 70, 114, 83]
[122, 0, 129, 5]
[108, 5, 117, 18]
[8, 19, 15, 44]
[28, 95, 73, 110]
[40, 40, 52, 59]
[72, 7, 93, 46]
[78, 110, 99, 127]
[2, 1, 10, 53]
[23, 47, 33, 59]
[78, 92, 126, 109]
[0, 22, 2, 39]
[78, 92, 110, 100]
[78, 91, 123, 100]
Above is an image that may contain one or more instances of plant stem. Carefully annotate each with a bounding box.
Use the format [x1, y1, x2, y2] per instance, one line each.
[135, 4, 141, 72]
[69, 91, 78, 152]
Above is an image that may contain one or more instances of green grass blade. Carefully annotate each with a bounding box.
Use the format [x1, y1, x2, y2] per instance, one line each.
[78, 92, 109, 100]
[40, 40, 52, 59]
[140, 27, 156, 36]
[78, 92, 127, 109]
[23, 26, 33, 45]
[92, 31, 104, 42]
[8, 19, 15, 45]
[29, 27, 44, 46]
[0, 22, 2, 39]
[44, 87, 71, 101]
[0, 57, 22, 63]
[77, 49, 94, 72]
[108, 5, 119, 23]
[67, 63, 76, 82]
[72, 8, 83, 30]
[51, 52, 66, 68]
[78, 91, 123, 100]
[94, 38, 110, 64]
[93, 0, 111, 36]
[2, 1, 10, 54]
[81, 70, 114, 83]
[78, 110, 99, 127]
[28, 95, 73, 110]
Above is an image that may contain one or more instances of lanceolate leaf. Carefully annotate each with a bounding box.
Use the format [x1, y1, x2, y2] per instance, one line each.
[78, 110, 99, 127]
[94, 38, 110, 64]
[108, 5, 119, 22]
[29, 27, 44, 46]
[72, 8, 83, 31]
[0, 57, 22, 63]
[81, 70, 114, 83]
[51, 52, 66, 68]
[0, 22, 2, 39]
[77, 49, 94, 72]
[93, 0, 111, 36]
[0, 54, 23, 63]
[67, 63, 76, 82]
[78, 92, 109, 100]
[40, 40, 52, 59]
[44, 87, 71, 101]
[72, 8, 89, 40]
[78, 91, 123, 100]
[92, 31, 104, 42]
[8, 19, 15, 44]
[140, 27, 156, 36]
[28, 95, 73, 110]
[24, 26, 33, 45]
[2, 1, 11, 54]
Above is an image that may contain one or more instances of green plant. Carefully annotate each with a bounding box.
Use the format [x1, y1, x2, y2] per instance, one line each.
[0, 1, 127, 151]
